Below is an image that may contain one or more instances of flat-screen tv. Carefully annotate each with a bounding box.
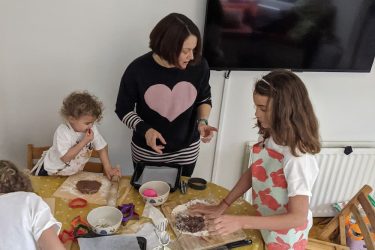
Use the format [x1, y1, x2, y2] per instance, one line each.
[203, 0, 375, 72]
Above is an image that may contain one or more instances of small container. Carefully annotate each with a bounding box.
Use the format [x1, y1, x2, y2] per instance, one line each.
[130, 161, 182, 192]
[87, 206, 123, 235]
[139, 181, 170, 206]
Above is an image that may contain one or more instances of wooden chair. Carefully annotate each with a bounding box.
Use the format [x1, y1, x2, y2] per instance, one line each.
[27, 144, 103, 173]
[307, 238, 349, 250]
[315, 185, 375, 250]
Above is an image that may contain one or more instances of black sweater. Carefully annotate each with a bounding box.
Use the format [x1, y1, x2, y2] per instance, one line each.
[115, 52, 212, 153]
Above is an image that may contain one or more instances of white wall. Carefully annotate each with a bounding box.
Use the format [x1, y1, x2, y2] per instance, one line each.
[212, 65, 375, 189]
[0, 0, 208, 177]
[1, 1, 375, 189]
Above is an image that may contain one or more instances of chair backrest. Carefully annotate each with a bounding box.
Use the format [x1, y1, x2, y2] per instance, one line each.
[82, 149, 103, 173]
[317, 185, 375, 250]
[27, 144, 103, 173]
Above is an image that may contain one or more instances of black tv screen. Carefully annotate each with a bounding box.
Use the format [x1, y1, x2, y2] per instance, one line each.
[203, 0, 375, 72]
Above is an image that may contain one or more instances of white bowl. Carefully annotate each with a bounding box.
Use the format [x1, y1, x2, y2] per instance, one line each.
[87, 206, 123, 235]
[139, 181, 170, 206]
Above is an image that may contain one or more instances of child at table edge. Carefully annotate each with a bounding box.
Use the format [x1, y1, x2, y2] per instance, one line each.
[32, 91, 120, 180]
[190, 69, 321, 249]
[0, 160, 65, 250]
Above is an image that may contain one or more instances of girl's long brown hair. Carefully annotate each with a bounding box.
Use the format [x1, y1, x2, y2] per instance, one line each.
[254, 69, 320, 156]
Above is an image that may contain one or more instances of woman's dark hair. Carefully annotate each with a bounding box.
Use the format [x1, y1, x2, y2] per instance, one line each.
[149, 13, 202, 65]
[0, 160, 33, 193]
[254, 69, 321, 156]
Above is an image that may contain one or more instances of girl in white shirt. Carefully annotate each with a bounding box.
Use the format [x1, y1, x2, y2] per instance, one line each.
[0, 160, 65, 250]
[32, 91, 120, 179]
[191, 69, 321, 249]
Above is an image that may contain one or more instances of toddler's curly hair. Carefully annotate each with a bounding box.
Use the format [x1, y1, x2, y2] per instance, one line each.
[60, 91, 103, 121]
[0, 160, 33, 193]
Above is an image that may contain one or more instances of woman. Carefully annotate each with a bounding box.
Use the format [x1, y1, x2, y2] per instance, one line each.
[115, 13, 217, 176]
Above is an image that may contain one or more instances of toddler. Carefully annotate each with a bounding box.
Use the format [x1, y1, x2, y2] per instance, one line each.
[32, 91, 120, 179]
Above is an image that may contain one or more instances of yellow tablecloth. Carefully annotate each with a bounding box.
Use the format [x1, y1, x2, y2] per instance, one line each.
[30, 175, 264, 250]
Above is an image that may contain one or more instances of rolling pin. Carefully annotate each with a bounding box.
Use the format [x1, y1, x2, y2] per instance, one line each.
[107, 175, 120, 207]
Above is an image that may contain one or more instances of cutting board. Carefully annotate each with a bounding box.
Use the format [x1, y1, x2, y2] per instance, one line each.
[53, 172, 111, 205]
[161, 201, 247, 250]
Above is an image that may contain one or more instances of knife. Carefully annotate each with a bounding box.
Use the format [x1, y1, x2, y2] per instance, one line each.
[211, 239, 252, 250]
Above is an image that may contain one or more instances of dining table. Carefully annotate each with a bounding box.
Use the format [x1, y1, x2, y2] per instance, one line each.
[30, 174, 264, 250]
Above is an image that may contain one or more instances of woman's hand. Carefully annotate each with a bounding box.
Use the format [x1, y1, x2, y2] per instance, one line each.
[198, 124, 218, 143]
[189, 202, 227, 219]
[207, 215, 243, 236]
[145, 128, 166, 154]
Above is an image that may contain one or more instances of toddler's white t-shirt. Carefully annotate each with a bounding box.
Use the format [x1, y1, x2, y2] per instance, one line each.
[0, 192, 61, 250]
[43, 123, 107, 175]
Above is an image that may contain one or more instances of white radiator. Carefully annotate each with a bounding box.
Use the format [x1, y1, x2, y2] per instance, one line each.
[244, 141, 375, 217]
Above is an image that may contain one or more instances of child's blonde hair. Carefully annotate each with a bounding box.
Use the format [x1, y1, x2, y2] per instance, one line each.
[0, 160, 33, 193]
[60, 91, 103, 121]
[254, 69, 320, 156]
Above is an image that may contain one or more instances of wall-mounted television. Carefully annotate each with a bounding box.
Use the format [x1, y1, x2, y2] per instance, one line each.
[203, 0, 375, 72]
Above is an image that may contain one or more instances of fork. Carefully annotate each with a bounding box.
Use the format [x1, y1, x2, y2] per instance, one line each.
[156, 218, 168, 232]
[154, 219, 169, 249]
[180, 180, 188, 194]
[160, 231, 170, 250]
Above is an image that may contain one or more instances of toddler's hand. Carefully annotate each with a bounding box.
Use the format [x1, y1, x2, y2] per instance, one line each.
[104, 166, 121, 180]
[83, 128, 94, 144]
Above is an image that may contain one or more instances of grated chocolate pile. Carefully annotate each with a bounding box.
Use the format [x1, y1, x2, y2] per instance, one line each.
[175, 214, 205, 233]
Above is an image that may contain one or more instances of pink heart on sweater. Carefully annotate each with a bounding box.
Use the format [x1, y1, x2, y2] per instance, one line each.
[144, 81, 197, 122]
